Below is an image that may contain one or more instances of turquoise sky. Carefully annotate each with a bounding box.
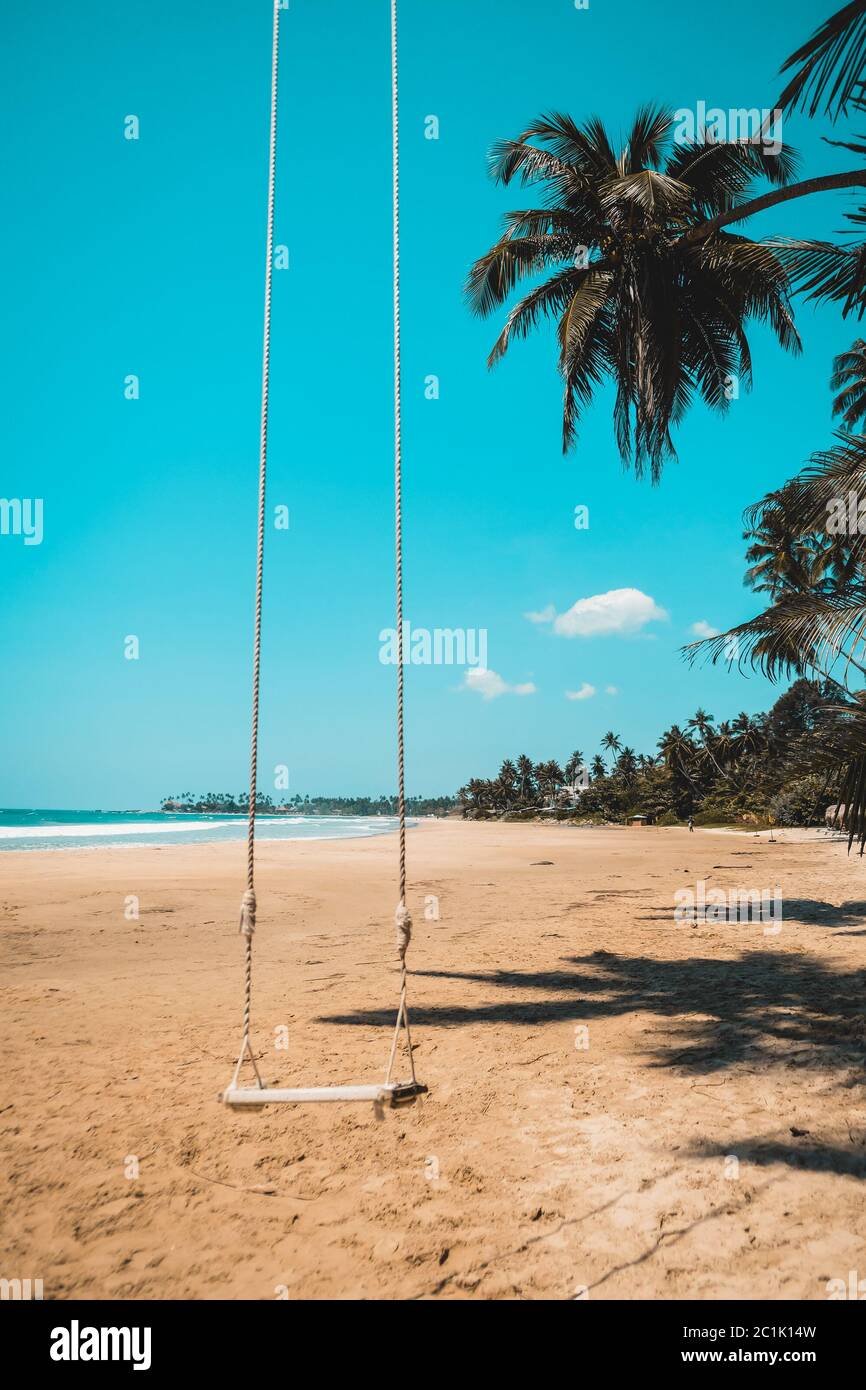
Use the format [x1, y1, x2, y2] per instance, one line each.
[0, 0, 857, 807]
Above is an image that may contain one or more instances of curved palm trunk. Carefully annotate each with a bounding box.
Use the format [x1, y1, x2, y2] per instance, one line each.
[682, 169, 866, 246]
[702, 741, 733, 781]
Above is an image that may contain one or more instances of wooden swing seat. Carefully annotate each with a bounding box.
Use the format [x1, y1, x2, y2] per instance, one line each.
[222, 1081, 427, 1107]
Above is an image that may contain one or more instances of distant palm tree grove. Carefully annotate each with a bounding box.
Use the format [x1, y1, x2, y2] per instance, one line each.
[457, 680, 842, 827]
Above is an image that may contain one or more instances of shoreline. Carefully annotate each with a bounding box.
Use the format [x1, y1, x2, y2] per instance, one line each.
[0, 819, 844, 857]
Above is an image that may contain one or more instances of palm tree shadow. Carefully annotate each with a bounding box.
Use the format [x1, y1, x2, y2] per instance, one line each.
[687, 1136, 866, 1179]
[636, 898, 866, 928]
[319, 948, 866, 1079]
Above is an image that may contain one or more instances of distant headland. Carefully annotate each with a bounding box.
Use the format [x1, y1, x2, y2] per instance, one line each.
[160, 793, 457, 818]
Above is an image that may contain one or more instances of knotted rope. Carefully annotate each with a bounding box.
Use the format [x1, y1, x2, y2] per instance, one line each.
[228, 0, 280, 1095]
[238, 888, 257, 938]
[384, 0, 418, 1090]
[394, 903, 411, 959]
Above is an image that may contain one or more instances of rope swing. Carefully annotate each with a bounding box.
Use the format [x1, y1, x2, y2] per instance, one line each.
[222, 0, 426, 1109]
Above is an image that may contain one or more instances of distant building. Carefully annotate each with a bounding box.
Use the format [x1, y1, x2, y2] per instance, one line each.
[627, 813, 655, 827]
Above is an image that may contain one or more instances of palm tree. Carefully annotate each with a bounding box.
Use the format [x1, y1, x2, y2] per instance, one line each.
[464, 105, 866, 477]
[496, 759, 518, 809]
[590, 754, 607, 781]
[686, 422, 866, 843]
[535, 759, 565, 806]
[468, 0, 866, 475]
[516, 753, 536, 804]
[831, 340, 866, 426]
[743, 486, 833, 597]
[657, 725, 700, 790]
[732, 712, 767, 759]
[714, 720, 738, 769]
[564, 749, 585, 786]
[687, 708, 732, 781]
[690, 433, 866, 690]
[615, 747, 639, 785]
[601, 731, 622, 760]
[458, 779, 485, 813]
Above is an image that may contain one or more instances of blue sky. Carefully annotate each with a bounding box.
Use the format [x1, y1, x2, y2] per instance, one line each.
[0, 0, 857, 807]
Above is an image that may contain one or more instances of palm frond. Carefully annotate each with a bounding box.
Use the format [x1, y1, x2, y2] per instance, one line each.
[487, 266, 608, 366]
[464, 232, 577, 317]
[772, 236, 866, 318]
[623, 104, 672, 173]
[600, 169, 691, 217]
[684, 588, 866, 683]
[778, 0, 866, 118]
[812, 696, 866, 850]
[831, 338, 866, 423]
[666, 135, 797, 209]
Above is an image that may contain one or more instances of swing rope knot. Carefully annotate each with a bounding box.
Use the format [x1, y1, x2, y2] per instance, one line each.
[394, 903, 412, 959]
[239, 889, 257, 938]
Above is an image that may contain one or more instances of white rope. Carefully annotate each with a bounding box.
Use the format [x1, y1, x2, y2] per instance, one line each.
[386, 0, 418, 1088]
[230, 0, 281, 1091]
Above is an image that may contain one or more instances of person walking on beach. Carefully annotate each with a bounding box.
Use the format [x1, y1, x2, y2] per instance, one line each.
[687, 814, 694, 832]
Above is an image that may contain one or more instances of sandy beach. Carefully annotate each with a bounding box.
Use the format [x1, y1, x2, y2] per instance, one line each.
[2, 820, 866, 1301]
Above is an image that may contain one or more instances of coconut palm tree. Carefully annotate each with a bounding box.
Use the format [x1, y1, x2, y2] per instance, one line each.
[686, 708, 715, 743]
[686, 424, 866, 843]
[474, 107, 866, 470]
[687, 708, 733, 782]
[691, 433, 866, 689]
[496, 759, 518, 809]
[615, 747, 639, 785]
[601, 731, 623, 760]
[564, 749, 586, 787]
[732, 712, 767, 759]
[469, 0, 866, 473]
[590, 754, 607, 781]
[466, 107, 814, 478]
[743, 486, 834, 597]
[657, 724, 700, 790]
[535, 759, 565, 806]
[714, 720, 738, 769]
[516, 753, 536, 804]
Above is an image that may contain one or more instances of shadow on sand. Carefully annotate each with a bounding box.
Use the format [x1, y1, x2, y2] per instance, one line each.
[320, 945, 866, 1077]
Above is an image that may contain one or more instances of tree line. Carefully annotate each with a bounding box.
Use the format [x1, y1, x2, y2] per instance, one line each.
[457, 680, 841, 826]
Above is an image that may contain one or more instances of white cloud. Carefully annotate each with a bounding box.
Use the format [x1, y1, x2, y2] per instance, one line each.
[565, 683, 596, 701]
[691, 619, 720, 638]
[605, 685, 619, 695]
[462, 667, 536, 701]
[524, 603, 556, 625]
[527, 588, 668, 638]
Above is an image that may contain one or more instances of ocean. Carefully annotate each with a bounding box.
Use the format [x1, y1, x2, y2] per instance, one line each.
[0, 809, 403, 852]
